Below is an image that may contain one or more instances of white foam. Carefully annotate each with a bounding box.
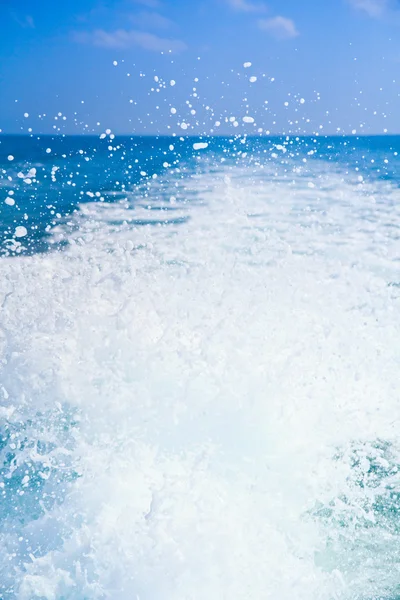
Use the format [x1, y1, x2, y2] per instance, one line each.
[1, 158, 400, 599]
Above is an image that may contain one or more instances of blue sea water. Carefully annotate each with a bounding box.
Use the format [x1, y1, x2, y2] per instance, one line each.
[1, 134, 400, 599]
[2, 134, 400, 255]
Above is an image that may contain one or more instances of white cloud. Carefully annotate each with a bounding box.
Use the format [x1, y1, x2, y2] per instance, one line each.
[131, 11, 174, 29]
[225, 0, 266, 13]
[347, 0, 390, 17]
[73, 29, 186, 53]
[258, 16, 299, 39]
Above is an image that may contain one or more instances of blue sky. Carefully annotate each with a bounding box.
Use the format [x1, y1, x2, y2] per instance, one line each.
[1, 0, 400, 135]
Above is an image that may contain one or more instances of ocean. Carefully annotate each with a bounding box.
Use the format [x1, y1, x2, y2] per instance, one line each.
[0, 134, 400, 599]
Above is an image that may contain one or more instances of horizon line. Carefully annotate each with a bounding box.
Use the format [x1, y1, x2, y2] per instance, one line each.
[1, 132, 400, 138]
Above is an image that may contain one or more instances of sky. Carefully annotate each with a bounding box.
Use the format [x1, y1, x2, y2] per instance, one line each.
[1, 0, 400, 135]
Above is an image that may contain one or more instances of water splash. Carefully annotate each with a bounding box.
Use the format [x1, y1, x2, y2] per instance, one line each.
[0, 143, 400, 599]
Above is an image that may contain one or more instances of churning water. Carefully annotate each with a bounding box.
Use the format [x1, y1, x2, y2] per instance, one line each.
[1, 135, 400, 599]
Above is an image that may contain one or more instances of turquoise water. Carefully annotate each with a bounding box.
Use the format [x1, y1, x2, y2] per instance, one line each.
[1, 134, 400, 599]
